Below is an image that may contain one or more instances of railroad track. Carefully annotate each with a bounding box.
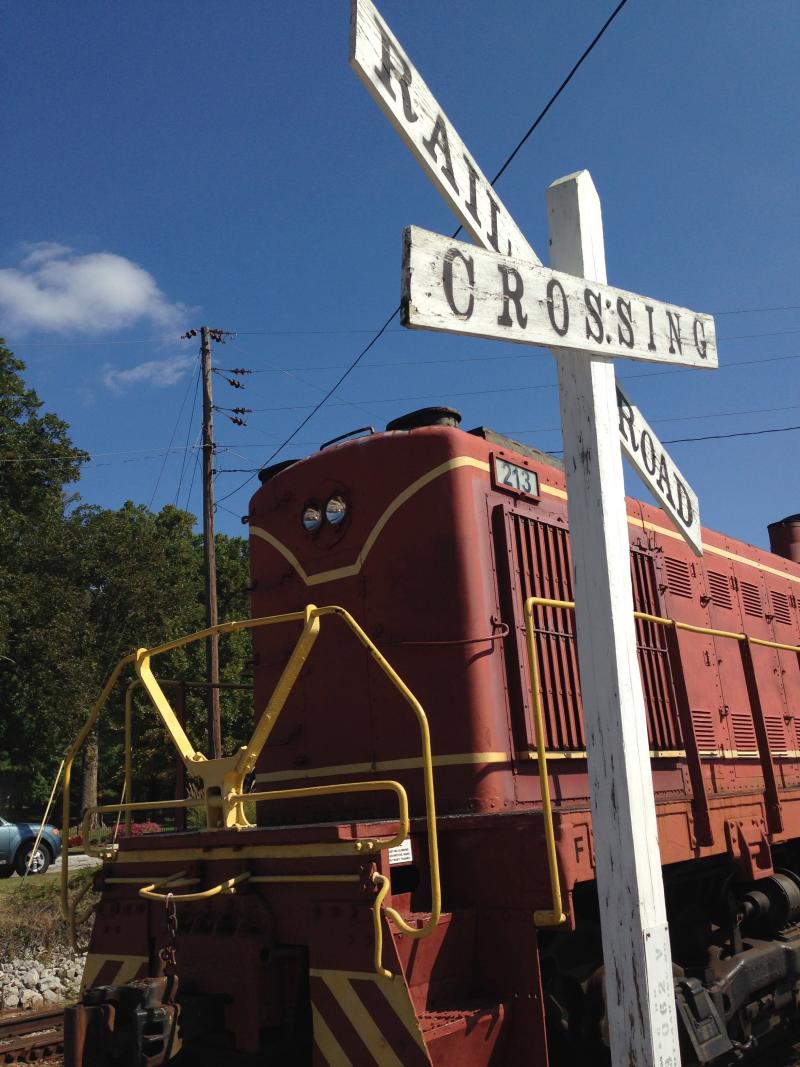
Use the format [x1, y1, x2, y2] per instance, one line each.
[0, 1008, 64, 1064]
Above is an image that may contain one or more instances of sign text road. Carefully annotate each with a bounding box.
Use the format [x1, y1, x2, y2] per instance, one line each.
[403, 225, 718, 370]
[617, 384, 702, 555]
[350, 0, 540, 264]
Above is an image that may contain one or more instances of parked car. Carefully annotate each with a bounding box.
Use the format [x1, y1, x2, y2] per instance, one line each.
[0, 816, 62, 876]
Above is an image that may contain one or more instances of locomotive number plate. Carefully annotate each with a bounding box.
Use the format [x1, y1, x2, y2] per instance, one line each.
[492, 455, 539, 499]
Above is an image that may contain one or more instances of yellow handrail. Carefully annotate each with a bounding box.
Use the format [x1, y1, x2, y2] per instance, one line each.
[61, 652, 136, 919]
[239, 779, 410, 853]
[524, 595, 800, 927]
[81, 798, 206, 860]
[523, 598, 567, 927]
[61, 603, 442, 947]
[370, 872, 394, 977]
[139, 871, 249, 902]
[314, 606, 441, 939]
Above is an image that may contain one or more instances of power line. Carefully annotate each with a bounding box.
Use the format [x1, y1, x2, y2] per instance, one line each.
[227, 328, 800, 376]
[3, 348, 798, 468]
[231, 350, 800, 414]
[174, 365, 202, 506]
[5, 396, 799, 473]
[663, 424, 800, 445]
[214, 308, 399, 508]
[462, 0, 632, 194]
[148, 353, 198, 509]
[215, 0, 635, 508]
[6, 306, 800, 349]
[184, 430, 202, 512]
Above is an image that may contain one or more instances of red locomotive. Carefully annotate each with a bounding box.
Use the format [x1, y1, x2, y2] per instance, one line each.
[63, 406, 800, 1066]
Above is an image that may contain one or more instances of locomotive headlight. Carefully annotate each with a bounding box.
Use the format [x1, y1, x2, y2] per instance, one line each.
[325, 495, 348, 526]
[302, 503, 323, 532]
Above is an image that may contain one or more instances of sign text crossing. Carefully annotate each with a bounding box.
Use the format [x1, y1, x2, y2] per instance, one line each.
[402, 226, 718, 370]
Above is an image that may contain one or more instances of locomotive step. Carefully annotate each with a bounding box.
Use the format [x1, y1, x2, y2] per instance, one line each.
[420, 1000, 507, 1066]
[392, 908, 478, 1011]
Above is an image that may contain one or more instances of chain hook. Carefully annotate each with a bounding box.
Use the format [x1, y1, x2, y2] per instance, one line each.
[159, 891, 178, 972]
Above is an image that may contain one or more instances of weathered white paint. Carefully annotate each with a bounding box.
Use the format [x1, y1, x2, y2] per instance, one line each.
[349, 0, 540, 264]
[548, 171, 681, 1067]
[617, 383, 702, 556]
[402, 225, 717, 370]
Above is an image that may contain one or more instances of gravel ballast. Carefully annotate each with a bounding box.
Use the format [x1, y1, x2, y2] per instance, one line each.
[1, 953, 85, 1012]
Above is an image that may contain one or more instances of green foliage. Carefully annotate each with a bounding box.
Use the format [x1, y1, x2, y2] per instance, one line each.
[0, 341, 253, 817]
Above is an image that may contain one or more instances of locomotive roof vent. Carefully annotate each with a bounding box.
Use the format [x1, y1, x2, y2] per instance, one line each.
[768, 514, 800, 564]
[385, 406, 462, 432]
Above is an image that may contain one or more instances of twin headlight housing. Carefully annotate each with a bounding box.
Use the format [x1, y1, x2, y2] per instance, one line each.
[302, 494, 348, 533]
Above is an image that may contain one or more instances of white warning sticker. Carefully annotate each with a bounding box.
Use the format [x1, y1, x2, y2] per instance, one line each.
[388, 838, 413, 866]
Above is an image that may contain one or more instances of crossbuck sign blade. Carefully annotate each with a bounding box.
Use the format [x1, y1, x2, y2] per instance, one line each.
[350, 0, 540, 265]
[402, 225, 718, 371]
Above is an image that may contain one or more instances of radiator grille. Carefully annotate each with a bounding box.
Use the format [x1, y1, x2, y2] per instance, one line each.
[504, 513, 680, 752]
[731, 712, 758, 757]
[691, 708, 718, 756]
[510, 515, 584, 751]
[740, 580, 763, 619]
[706, 570, 733, 610]
[765, 716, 789, 757]
[770, 589, 793, 626]
[631, 551, 683, 751]
[664, 557, 693, 599]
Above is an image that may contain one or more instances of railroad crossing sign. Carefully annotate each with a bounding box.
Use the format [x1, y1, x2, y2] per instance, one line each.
[351, 0, 706, 558]
[350, 1, 717, 1063]
[402, 224, 708, 555]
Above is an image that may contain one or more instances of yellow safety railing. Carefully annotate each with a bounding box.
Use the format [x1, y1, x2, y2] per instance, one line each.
[523, 598, 568, 927]
[60, 603, 441, 954]
[524, 595, 800, 928]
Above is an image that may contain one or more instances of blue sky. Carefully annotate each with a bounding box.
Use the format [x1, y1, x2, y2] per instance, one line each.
[3, 1, 798, 550]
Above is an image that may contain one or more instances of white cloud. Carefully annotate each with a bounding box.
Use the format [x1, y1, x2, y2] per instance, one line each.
[101, 354, 196, 394]
[0, 243, 186, 336]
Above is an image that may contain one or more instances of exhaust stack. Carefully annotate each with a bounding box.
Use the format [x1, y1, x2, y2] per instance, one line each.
[768, 514, 800, 564]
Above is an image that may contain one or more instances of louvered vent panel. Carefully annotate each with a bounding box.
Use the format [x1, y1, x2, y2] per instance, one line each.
[771, 590, 792, 626]
[631, 551, 681, 750]
[707, 570, 733, 610]
[794, 720, 800, 753]
[691, 708, 718, 755]
[741, 581, 763, 619]
[765, 716, 789, 757]
[512, 515, 585, 751]
[731, 712, 758, 757]
[664, 557, 693, 599]
[508, 514, 683, 753]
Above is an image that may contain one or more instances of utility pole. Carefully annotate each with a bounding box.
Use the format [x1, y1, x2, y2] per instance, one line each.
[200, 326, 222, 760]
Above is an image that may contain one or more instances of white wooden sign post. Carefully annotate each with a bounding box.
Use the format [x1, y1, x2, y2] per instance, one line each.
[349, 2, 712, 1062]
[548, 171, 682, 1066]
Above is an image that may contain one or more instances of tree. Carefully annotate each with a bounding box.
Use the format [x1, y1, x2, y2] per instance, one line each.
[0, 341, 89, 813]
[0, 341, 254, 823]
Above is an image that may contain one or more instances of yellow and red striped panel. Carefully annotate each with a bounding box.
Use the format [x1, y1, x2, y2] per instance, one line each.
[310, 968, 430, 1067]
[81, 954, 149, 992]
